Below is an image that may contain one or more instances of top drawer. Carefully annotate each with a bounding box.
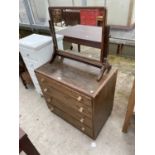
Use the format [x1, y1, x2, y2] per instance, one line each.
[36, 72, 92, 106]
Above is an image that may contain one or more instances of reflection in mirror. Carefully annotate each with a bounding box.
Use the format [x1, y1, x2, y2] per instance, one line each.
[51, 8, 105, 61]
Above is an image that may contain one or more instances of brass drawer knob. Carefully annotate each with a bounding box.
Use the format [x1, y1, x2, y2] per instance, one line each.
[50, 106, 54, 111]
[80, 118, 84, 123]
[57, 76, 62, 80]
[43, 88, 48, 92]
[81, 127, 85, 131]
[77, 96, 82, 102]
[90, 90, 94, 94]
[47, 98, 51, 102]
[79, 107, 84, 113]
[41, 78, 44, 82]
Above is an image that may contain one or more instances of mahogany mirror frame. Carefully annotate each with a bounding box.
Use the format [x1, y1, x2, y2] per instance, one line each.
[48, 6, 111, 81]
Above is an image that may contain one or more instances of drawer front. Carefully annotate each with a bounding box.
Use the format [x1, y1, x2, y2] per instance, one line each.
[36, 73, 92, 107]
[47, 100, 93, 138]
[43, 85, 92, 118]
[45, 94, 92, 128]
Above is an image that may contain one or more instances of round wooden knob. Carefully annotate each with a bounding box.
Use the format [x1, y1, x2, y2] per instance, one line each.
[81, 127, 85, 131]
[41, 78, 44, 82]
[77, 96, 82, 102]
[80, 118, 84, 123]
[79, 107, 84, 113]
[43, 88, 47, 92]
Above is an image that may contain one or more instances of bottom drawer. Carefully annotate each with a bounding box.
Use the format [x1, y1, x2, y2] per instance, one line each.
[47, 103, 93, 138]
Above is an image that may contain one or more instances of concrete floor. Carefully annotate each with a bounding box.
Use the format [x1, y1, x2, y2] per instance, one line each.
[19, 55, 135, 155]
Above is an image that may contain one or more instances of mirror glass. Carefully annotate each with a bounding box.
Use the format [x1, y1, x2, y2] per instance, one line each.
[50, 8, 105, 61]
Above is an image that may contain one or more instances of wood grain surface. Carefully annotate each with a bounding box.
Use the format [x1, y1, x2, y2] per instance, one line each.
[35, 58, 117, 139]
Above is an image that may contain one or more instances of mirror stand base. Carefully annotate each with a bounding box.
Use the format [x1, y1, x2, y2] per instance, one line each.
[97, 61, 112, 81]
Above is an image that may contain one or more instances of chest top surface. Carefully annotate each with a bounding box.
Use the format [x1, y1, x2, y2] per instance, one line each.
[35, 57, 115, 97]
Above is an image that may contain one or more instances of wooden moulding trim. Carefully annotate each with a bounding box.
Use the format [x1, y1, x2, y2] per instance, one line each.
[48, 6, 107, 66]
[56, 49, 103, 68]
[49, 6, 107, 10]
[92, 69, 118, 98]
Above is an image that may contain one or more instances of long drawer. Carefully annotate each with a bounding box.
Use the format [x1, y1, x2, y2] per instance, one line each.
[36, 72, 92, 107]
[42, 84, 92, 119]
[45, 94, 92, 128]
[47, 100, 93, 138]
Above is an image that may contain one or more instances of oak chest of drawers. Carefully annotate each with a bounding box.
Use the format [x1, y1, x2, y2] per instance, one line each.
[35, 57, 117, 139]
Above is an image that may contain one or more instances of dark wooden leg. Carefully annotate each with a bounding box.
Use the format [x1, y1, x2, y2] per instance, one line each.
[97, 20, 99, 26]
[19, 135, 40, 155]
[78, 44, 80, 52]
[117, 44, 121, 55]
[19, 147, 22, 153]
[120, 44, 124, 55]
[70, 45, 73, 50]
[19, 53, 28, 89]
[117, 44, 124, 55]
[20, 76, 28, 89]
[122, 81, 135, 133]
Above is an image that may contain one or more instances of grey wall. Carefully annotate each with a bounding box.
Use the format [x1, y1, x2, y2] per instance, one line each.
[26, 0, 134, 26]
[83, 0, 132, 26]
[107, 0, 131, 25]
[131, 2, 135, 24]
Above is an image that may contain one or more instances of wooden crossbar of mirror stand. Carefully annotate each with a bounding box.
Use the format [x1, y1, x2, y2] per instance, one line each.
[48, 7, 111, 81]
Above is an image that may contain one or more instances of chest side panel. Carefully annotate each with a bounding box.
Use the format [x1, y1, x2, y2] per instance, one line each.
[93, 70, 118, 139]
